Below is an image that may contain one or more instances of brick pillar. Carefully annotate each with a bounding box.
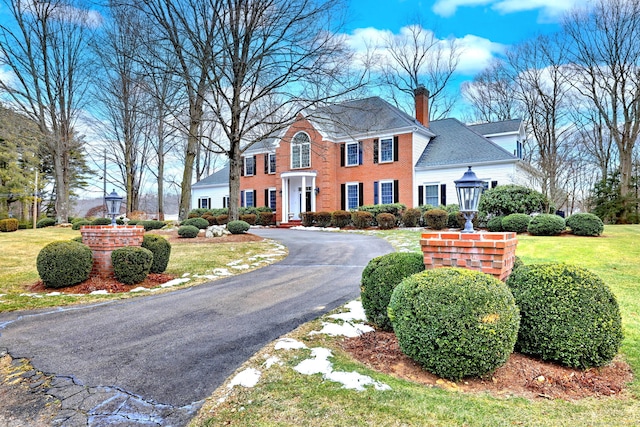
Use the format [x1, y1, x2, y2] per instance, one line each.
[421, 232, 518, 282]
[80, 225, 145, 278]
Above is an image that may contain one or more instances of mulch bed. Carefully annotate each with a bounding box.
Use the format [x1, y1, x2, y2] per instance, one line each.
[341, 330, 633, 401]
[28, 273, 175, 294]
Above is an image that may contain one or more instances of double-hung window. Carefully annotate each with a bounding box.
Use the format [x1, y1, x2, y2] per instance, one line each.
[379, 137, 393, 163]
[380, 181, 394, 204]
[346, 183, 359, 210]
[268, 153, 276, 173]
[291, 132, 310, 169]
[424, 184, 439, 206]
[244, 156, 255, 176]
[346, 142, 359, 166]
[268, 188, 277, 211]
[243, 190, 255, 208]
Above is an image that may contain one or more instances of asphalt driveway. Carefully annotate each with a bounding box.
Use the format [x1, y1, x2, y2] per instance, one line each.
[0, 229, 392, 426]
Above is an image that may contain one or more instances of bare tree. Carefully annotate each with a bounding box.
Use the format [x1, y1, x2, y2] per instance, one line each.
[380, 21, 460, 120]
[204, 0, 365, 221]
[0, 0, 95, 223]
[563, 0, 640, 220]
[462, 59, 521, 123]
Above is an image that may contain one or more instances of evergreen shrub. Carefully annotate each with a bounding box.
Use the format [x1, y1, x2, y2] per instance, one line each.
[360, 252, 425, 331]
[501, 214, 531, 233]
[227, 220, 250, 234]
[0, 218, 19, 232]
[352, 211, 374, 229]
[140, 220, 166, 231]
[506, 263, 623, 369]
[331, 210, 352, 228]
[314, 211, 332, 227]
[142, 234, 171, 273]
[182, 217, 209, 229]
[424, 209, 448, 230]
[487, 216, 504, 232]
[258, 211, 275, 226]
[401, 208, 422, 227]
[565, 213, 604, 236]
[177, 225, 199, 238]
[91, 217, 112, 225]
[112, 246, 153, 285]
[300, 211, 315, 226]
[216, 215, 229, 225]
[388, 268, 520, 381]
[36, 217, 56, 228]
[376, 213, 396, 230]
[72, 220, 92, 230]
[239, 214, 257, 225]
[479, 184, 549, 216]
[36, 241, 93, 288]
[527, 214, 566, 236]
[202, 214, 217, 226]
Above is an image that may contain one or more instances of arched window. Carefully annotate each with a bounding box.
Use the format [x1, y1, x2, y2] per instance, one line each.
[291, 132, 310, 169]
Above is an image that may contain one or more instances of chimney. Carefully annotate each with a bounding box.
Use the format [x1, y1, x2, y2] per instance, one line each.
[414, 85, 430, 127]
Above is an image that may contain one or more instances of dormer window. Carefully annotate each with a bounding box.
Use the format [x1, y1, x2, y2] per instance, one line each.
[291, 132, 310, 169]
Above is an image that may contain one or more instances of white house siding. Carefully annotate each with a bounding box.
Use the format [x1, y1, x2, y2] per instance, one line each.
[191, 185, 228, 210]
[485, 134, 518, 157]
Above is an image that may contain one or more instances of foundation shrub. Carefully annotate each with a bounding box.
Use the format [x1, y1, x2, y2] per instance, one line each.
[376, 213, 396, 230]
[331, 210, 352, 228]
[258, 211, 275, 226]
[227, 220, 250, 234]
[72, 220, 92, 230]
[527, 214, 565, 236]
[359, 203, 405, 225]
[352, 211, 374, 229]
[111, 246, 153, 285]
[479, 184, 549, 216]
[501, 213, 531, 233]
[36, 217, 56, 228]
[506, 263, 623, 369]
[142, 235, 171, 273]
[314, 211, 332, 227]
[300, 211, 315, 227]
[239, 214, 257, 225]
[401, 208, 422, 227]
[182, 217, 209, 229]
[91, 217, 112, 226]
[565, 213, 604, 236]
[177, 225, 199, 238]
[388, 268, 519, 381]
[202, 214, 217, 226]
[0, 218, 19, 232]
[360, 252, 425, 331]
[487, 215, 505, 232]
[36, 241, 93, 288]
[424, 209, 448, 230]
[140, 220, 165, 231]
[455, 212, 481, 230]
[216, 215, 229, 225]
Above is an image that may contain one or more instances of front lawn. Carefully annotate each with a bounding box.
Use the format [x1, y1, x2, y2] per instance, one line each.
[192, 225, 640, 426]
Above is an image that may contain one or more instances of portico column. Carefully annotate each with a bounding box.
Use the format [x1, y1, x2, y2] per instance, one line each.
[301, 175, 306, 214]
[281, 177, 288, 223]
[311, 176, 317, 212]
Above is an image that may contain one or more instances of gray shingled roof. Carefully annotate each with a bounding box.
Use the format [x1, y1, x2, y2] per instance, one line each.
[192, 165, 229, 187]
[308, 96, 435, 140]
[416, 118, 517, 167]
[468, 119, 522, 136]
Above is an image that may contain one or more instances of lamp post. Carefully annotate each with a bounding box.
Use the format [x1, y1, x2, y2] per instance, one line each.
[454, 167, 484, 233]
[104, 189, 123, 226]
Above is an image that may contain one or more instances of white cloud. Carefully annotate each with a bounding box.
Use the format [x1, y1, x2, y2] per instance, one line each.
[433, 0, 588, 20]
[456, 35, 507, 75]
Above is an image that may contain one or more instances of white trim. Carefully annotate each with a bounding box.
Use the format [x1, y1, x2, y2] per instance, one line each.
[345, 182, 359, 210]
[378, 180, 394, 205]
[291, 131, 311, 169]
[378, 137, 394, 163]
[345, 141, 359, 167]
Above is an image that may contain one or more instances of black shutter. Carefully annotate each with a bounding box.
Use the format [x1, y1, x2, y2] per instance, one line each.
[223, 197, 227, 208]
[440, 184, 446, 205]
[241, 158, 245, 176]
[198, 198, 202, 209]
[374, 181, 379, 204]
[341, 184, 346, 210]
[253, 156, 257, 175]
[418, 185, 424, 206]
[340, 144, 345, 167]
[358, 141, 363, 165]
[393, 136, 399, 162]
[373, 139, 379, 164]
[240, 190, 245, 207]
[253, 190, 257, 207]
[264, 154, 269, 174]
[358, 182, 364, 207]
[394, 180, 399, 203]
[264, 189, 268, 206]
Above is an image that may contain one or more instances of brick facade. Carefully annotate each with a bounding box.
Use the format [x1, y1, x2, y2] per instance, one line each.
[80, 225, 145, 278]
[420, 231, 518, 281]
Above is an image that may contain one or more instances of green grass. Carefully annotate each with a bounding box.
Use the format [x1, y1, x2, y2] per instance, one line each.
[0, 228, 286, 313]
[192, 225, 640, 426]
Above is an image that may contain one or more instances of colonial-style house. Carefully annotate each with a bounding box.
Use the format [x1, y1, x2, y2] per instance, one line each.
[191, 88, 534, 224]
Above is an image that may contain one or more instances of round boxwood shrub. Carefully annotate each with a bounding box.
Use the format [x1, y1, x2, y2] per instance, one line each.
[501, 213, 531, 233]
[506, 263, 623, 369]
[177, 225, 200, 238]
[424, 209, 447, 230]
[300, 211, 315, 226]
[487, 215, 504, 232]
[314, 211, 332, 227]
[216, 214, 229, 225]
[388, 268, 519, 381]
[258, 211, 275, 226]
[352, 211, 374, 229]
[142, 234, 171, 273]
[36, 241, 93, 288]
[512, 255, 524, 271]
[376, 213, 396, 230]
[0, 218, 19, 232]
[239, 214, 257, 225]
[227, 220, 250, 234]
[91, 217, 112, 226]
[479, 184, 549, 216]
[401, 208, 422, 227]
[72, 220, 92, 230]
[182, 217, 209, 229]
[527, 214, 566, 236]
[111, 246, 153, 285]
[140, 220, 166, 231]
[36, 217, 56, 228]
[565, 213, 604, 236]
[360, 252, 425, 331]
[331, 210, 352, 228]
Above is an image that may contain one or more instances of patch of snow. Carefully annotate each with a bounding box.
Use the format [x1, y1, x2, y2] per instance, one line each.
[182, 273, 191, 277]
[161, 278, 191, 288]
[231, 264, 250, 270]
[228, 368, 261, 389]
[211, 268, 233, 276]
[329, 300, 367, 322]
[46, 292, 62, 296]
[263, 356, 282, 369]
[326, 371, 391, 392]
[310, 321, 374, 338]
[129, 287, 149, 293]
[90, 290, 109, 295]
[290, 226, 340, 232]
[275, 338, 307, 350]
[294, 348, 333, 375]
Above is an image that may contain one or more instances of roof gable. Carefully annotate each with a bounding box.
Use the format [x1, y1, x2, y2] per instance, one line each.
[192, 165, 229, 188]
[468, 119, 522, 137]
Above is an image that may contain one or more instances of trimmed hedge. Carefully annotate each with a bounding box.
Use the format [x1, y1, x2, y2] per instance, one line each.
[216, 214, 229, 225]
[527, 214, 565, 236]
[182, 217, 209, 229]
[487, 216, 504, 232]
[566, 213, 604, 236]
[0, 218, 19, 232]
[239, 214, 257, 225]
[36, 217, 56, 228]
[360, 252, 425, 331]
[479, 184, 549, 216]
[177, 225, 200, 238]
[501, 213, 531, 233]
[72, 220, 92, 230]
[36, 241, 93, 288]
[258, 211, 275, 226]
[506, 263, 623, 369]
[140, 220, 166, 231]
[315, 211, 332, 227]
[401, 208, 422, 227]
[300, 212, 315, 227]
[388, 268, 520, 381]
[331, 210, 352, 228]
[227, 220, 250, 234]
[142, 234, 171, 273]
[91, 217, 112, 225]
[376, 213, 396, 230]
[352, 211, 374, 229]
[424, 209, 448, 230]
[112, 246, 153, 285]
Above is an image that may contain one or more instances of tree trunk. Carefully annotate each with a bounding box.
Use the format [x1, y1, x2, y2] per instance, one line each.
[228, 148, 242, 221]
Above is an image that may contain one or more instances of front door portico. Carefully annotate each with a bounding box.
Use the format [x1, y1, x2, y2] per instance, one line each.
[280, 171, 317, 223]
